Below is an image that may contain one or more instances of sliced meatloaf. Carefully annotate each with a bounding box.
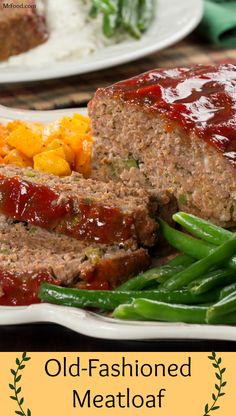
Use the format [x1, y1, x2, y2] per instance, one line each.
[0, 215, 150, 305]
[0, 164, 176, 248]
[88, 64, 236, 227]
[0, 0, 48, 61]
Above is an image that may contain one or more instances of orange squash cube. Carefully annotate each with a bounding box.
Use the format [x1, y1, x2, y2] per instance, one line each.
[7, 125, 43, 158]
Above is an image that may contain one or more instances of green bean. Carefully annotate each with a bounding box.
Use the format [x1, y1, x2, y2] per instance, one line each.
[89, 4, 99, 18]
[39, 283, 219, 310]
[114, 299, 236, 324]
[159, 218, 214, 256]
[102, 0, 119, 36]
[92, 0, 117, 15]
[130, 299, 208, 323]
[121, 0, 141, 38]
[90, 0, 154, 38]
[167, 254, 194, 267]
[159, 219, 236, 270]
[117, 254, 194, 291]
[189, 269, 236, 295]
[113, 304, 146, 320]
[117, 265, 182, 290]
[162, 236, 236, 291]
[173, 212, 233, 245]
[138, 0, 155, 32]
[214, 311, 236, 325]
[220, 282, 236, 300]
[207, 291, 236, 323]
[102, 13, 117, 36]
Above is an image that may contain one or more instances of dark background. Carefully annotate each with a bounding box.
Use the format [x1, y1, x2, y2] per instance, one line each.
[0, 324, 235, 351]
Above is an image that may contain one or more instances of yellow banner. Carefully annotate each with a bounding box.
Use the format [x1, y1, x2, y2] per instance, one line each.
[0, 352, 234, 415]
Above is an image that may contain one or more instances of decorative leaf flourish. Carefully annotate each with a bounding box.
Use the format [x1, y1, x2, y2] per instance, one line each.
[9, 352, 32, 416]
[203, 351, 227, 415]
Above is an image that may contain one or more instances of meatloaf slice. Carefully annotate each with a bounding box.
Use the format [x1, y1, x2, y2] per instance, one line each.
[0, 0, 48, 61]
[0, 215, 150, 305]
[88, 64, 236, 227]
[0, 164, 175, 248]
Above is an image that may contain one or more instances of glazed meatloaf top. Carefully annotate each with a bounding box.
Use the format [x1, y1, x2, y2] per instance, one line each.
[92, 63, 236, 170]
[0, 0, 48, 61]
[0, 164, 175, 248]
[0, 215, 150, 305]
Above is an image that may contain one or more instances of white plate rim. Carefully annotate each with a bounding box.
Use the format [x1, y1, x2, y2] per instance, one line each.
[0, 0, 203, 83]
[1, 105, 235, 342]
[1, 303, 236, 341]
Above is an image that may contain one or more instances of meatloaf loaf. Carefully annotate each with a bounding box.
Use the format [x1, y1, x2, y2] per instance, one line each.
[0, 165, 176, 248]
[0, 215, 150, 305]
[88, 64, 236, 227]
[0, 0, 48, 61]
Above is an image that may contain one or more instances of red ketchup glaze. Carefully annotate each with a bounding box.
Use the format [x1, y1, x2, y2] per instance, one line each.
[0, 270, 57, 306]
[106, 64, 236, 169]
[0, 176, 70, 228]
[60, 202, 135, 244]
[0, 176, 136, 244]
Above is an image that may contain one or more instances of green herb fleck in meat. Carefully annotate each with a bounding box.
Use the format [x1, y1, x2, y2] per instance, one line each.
[25, 171, 37, 178]
[29, 226, 37, 234]
[71, 215, 82, 226]
[123, 158, 139, 169]
[178, 194, 188, 205]
[0, 247, 10, 255]
[84, 248, 102, 264]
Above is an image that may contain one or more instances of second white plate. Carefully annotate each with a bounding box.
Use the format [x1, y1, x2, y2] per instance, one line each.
[0, 0, 203, 83]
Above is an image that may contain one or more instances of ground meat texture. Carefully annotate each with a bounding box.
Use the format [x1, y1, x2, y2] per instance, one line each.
[88, 64, 236, 227]
[0, 215, 150, 303]
[0, 164, 175, 248]
[0, 0, 48, 61]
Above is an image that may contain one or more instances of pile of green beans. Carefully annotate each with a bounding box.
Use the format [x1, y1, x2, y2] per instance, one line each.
[39, 212, 236, 326]
[114, 213, 236, 324]
[89, 0, 156, 39]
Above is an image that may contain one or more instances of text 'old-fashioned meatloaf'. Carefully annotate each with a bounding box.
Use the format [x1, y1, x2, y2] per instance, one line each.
[0, 165, 177, 248]
[0, 215, 150, 305]
[89, 64, 236, 227]
[0, 0, 48, 61]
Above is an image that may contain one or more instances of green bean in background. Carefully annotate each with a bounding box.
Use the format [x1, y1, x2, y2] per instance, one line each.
[162, 236, 236, 291]
[138, 0, 155, 31]
[90, 0, 156, 38]
[92, 0, 117, 14]
[121, 0, 141, 38]
[207, 291, 236, 323]
[102, 0, 120, 36]
[173, 212, 233, 245]
[103, 12, 118, 36]
[158, 219, 236, 270]
[89, 4, 99, 17]
[188, 268, 236, 295]
[39, 283, 219, 310]
[117, 254, 194, 291]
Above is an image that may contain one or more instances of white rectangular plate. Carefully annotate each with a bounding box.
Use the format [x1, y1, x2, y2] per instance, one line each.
[0, 105, 235, 342]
